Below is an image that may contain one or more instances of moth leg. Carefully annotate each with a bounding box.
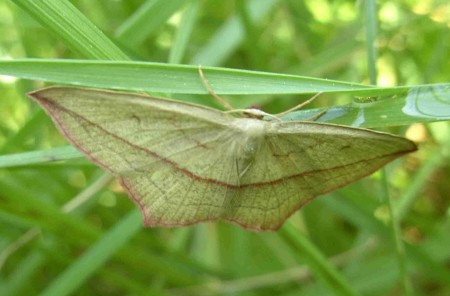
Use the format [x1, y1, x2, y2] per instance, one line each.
[303, 110, 327, 121]
[275, 92, 323, 118]
[198, 65, 235, 111]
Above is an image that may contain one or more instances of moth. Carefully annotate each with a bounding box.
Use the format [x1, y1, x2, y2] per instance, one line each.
[28, 82, 417, 231]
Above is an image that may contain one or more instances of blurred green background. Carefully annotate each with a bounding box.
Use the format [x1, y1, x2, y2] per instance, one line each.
[0, 0, 449, 295]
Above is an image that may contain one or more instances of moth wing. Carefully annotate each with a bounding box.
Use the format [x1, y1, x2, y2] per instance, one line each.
[223, 121, 417, 230]
[29, 87, 243, 226]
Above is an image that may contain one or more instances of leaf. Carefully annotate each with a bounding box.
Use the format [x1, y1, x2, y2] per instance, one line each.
[28, 87, 417, 231]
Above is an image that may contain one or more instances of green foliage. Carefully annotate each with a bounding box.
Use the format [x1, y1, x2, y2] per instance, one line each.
[0, 0, 449, 295]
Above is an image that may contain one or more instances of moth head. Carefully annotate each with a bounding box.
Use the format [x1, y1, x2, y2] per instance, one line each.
[225, 107, 281, 122]
[243, 108, 266, 120]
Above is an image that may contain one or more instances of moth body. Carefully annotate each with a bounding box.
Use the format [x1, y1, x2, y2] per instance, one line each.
[232, 118, 267, 178]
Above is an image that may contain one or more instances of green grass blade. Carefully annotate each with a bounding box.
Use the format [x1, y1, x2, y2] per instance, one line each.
[395, 148, 447, 220]
[168, 0, 200, 64]
[116, 0, 185, 45]
[3, 59, 448, 96]
[363, 1, 413, 294]
[280, 224, 360, 296]
[11, 0, 128, 60]
[0, 146, 80, 168]
[39, 210, 142, 296]
[190, 0, 278, 66]
[363, 0, 378, 84]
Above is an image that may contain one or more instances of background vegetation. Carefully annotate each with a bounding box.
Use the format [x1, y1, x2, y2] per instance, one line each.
[0, 0, 449, 295]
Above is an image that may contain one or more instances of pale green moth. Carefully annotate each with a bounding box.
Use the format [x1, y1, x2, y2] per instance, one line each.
[28, 86, 417, 231]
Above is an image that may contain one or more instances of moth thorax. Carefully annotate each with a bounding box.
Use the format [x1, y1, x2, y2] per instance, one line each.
[233, 118, 266, 137]
[233, 118, 266, 177]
